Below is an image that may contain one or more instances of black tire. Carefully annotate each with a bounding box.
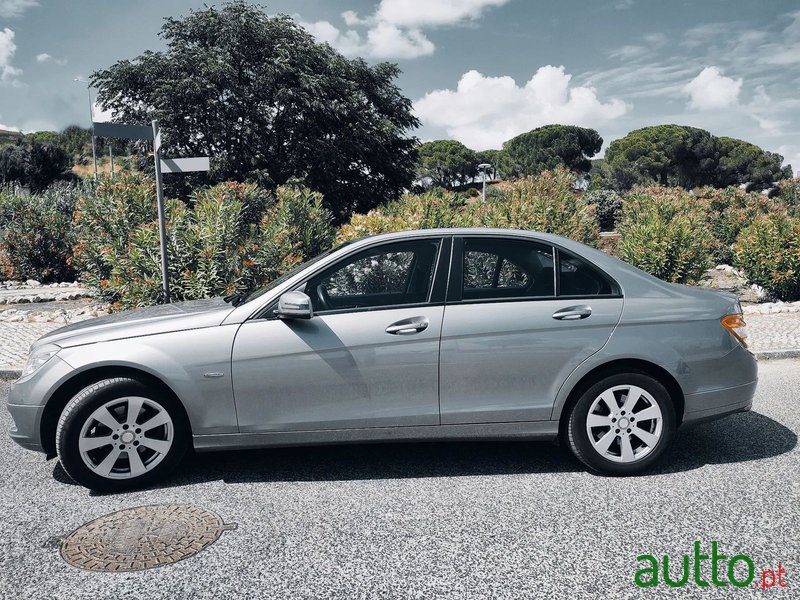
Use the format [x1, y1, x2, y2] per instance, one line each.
[565, 372, 676, 475]
[55, 377, 189, 492]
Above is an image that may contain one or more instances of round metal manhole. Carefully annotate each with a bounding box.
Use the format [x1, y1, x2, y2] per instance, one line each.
[60, 504, 235, 572]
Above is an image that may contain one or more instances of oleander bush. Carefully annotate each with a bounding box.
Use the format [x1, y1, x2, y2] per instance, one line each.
[694, 186, 777, 264]
[73, 173, 335, 308]
[618, 185, 714, 284]
[474, 167, 598, 246]
[338, 166, 598, 247]
[0, 182, 86, 282]
[734, 211, 800, 301]
[336, 188, 467, 243]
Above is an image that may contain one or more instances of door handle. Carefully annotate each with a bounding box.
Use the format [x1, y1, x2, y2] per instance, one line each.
[552, 305, 592, 320]
[385, 317, 429, 335]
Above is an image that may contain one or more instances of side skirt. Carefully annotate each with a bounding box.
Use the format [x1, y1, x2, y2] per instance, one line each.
[193, 421, 560, 452]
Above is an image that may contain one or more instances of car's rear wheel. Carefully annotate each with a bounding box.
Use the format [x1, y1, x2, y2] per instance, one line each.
[56, 377, 188, 491]
[565, 372, 676, 475]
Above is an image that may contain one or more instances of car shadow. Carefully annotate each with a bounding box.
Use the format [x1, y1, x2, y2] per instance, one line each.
[52, 410, 796, 494]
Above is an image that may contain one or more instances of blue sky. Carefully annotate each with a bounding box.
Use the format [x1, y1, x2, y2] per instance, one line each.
[1, 0, 799, 171]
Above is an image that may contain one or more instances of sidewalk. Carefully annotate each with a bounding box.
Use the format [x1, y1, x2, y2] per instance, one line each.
[1, 311, 798, 379]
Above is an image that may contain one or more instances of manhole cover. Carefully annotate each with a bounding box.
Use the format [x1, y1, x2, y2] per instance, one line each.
[60, 504, 234, 572]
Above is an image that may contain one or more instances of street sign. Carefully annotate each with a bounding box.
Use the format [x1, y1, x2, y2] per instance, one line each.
[92, 122, 153, 140]
[160, 157, 210, 174]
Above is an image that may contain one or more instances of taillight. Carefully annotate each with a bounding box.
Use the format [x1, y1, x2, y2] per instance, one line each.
[720, 313, 748, 348]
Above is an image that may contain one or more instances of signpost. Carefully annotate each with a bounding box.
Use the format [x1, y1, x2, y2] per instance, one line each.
[92, 119, 210, 304]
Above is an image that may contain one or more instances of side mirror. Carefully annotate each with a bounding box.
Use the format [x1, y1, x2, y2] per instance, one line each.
[276, 290, 314, 320]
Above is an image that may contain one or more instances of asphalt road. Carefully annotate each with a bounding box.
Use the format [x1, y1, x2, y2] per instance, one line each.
[1, 361, 798, 599]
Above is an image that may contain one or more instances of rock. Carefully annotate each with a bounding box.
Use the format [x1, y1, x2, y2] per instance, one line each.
[25, 279, 40, 286]
[15, 297, 30, 304]
[59, 282, 70, 287]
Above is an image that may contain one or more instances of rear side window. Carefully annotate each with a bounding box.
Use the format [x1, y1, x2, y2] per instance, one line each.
[558, 252, 617, 296]
[461, 239, 555, 300]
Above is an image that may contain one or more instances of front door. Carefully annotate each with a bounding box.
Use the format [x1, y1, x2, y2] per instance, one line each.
[231, 237, 448, 432]
[439, 236, 624, 424]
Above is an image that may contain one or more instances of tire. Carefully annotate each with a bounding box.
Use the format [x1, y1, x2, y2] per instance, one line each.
[565, 372, 676, 475]
[56, 377, 189, 492]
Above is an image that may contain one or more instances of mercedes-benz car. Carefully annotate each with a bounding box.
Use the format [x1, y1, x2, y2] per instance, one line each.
[6, 229, 757, 491]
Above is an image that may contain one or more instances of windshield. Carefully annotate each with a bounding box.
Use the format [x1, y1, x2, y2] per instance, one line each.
[242, 242, 349, 304]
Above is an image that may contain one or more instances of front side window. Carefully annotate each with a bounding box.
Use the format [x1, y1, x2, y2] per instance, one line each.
[461, 238, 555, 300]
[306, 240, 440, 311]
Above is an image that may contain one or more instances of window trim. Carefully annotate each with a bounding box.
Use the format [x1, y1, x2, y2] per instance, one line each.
[448, 235, 623, 305]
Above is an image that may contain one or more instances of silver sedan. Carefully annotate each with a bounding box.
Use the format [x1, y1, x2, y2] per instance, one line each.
[7, 229, 757, 490]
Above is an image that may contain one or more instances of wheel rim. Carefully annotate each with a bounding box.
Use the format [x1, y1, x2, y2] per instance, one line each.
[78, 396, 174, 480]
[585, 385, 663, 464]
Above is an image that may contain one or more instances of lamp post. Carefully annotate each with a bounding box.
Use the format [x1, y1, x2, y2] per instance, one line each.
[74, 77, 98, 179]
[478, 163, 492, 203]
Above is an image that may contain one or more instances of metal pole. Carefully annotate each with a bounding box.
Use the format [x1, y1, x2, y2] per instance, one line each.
[109, 144, 114, 178]
[152, 120, 170, 303]
[482, 171, 487, 204]
[87, 85, 97, 179]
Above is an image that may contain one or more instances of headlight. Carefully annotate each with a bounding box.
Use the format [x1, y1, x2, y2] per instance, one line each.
[21, 347, 60, 378]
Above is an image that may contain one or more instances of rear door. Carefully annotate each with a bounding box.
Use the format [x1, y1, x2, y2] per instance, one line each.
[439, 236, 623, 424]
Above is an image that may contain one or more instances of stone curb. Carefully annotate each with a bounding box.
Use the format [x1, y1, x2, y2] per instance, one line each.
[2, 349, 799, 381]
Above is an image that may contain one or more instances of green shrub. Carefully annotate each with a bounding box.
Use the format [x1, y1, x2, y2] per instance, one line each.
[73, 173, 335, 308]
[474, 167, 598, 246]
[337, 188, 467, 243]
[0, 182, 86, 282]
[618, 185, 714, 284]
[734, 211, 800, 301]
[694, 186, 776, 264]
[585, 189, 623, 231]
[337, 167, 598, 247]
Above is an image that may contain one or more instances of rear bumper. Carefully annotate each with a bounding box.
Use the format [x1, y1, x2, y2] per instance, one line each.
[682, 379, 757, 425]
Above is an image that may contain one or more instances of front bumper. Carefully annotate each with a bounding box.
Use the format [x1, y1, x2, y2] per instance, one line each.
[6, 355, 75, 453]
[7, 402, 46, 451]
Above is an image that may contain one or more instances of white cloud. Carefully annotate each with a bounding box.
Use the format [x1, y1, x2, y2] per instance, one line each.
[35, 52, 50, 62]
[683, 66, 742, 111]
[300, 0, 508, 59]
[92, 100, 113, 123]
[0, 27, 22, 85]
[777, 145, 800, 176]
[373, 0, 509, 28]
[0, 121, 20, 132]
[366, 23, 434, 59]
[0, 0, 37, 18]
[414, 66, 629, 150]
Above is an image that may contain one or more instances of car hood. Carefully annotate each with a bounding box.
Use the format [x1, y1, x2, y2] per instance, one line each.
[34, 297, 234, 350]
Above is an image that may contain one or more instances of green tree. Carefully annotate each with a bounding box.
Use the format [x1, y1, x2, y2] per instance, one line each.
[604, 125, 720, 190]
[91, 1, 419, 222]
[0, 141, 74, 192]
[603, 125, 793, 191]
[416, 140, 477, 189]
[497, 125, 602, 178]
[716, 137, 792, 187]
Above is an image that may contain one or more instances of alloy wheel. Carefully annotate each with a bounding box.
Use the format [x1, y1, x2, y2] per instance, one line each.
[585, 385, 663, 463]
[77, 396, 174, 479]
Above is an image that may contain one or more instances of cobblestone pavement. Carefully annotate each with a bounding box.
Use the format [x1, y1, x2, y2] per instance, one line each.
[0, 322, 62, 374]
[1, 310, 799, 377]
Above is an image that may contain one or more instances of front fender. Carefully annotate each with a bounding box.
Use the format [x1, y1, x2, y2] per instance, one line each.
[58, 325, 239, 435]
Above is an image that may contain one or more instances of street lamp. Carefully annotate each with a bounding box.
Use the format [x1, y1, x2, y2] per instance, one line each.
[478, 163, 492, 203]
[73, 77, 98, 179]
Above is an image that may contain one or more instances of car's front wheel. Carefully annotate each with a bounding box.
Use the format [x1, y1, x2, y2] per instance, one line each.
[56, 377, 188, 491]
[565, 372, 676, 475]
